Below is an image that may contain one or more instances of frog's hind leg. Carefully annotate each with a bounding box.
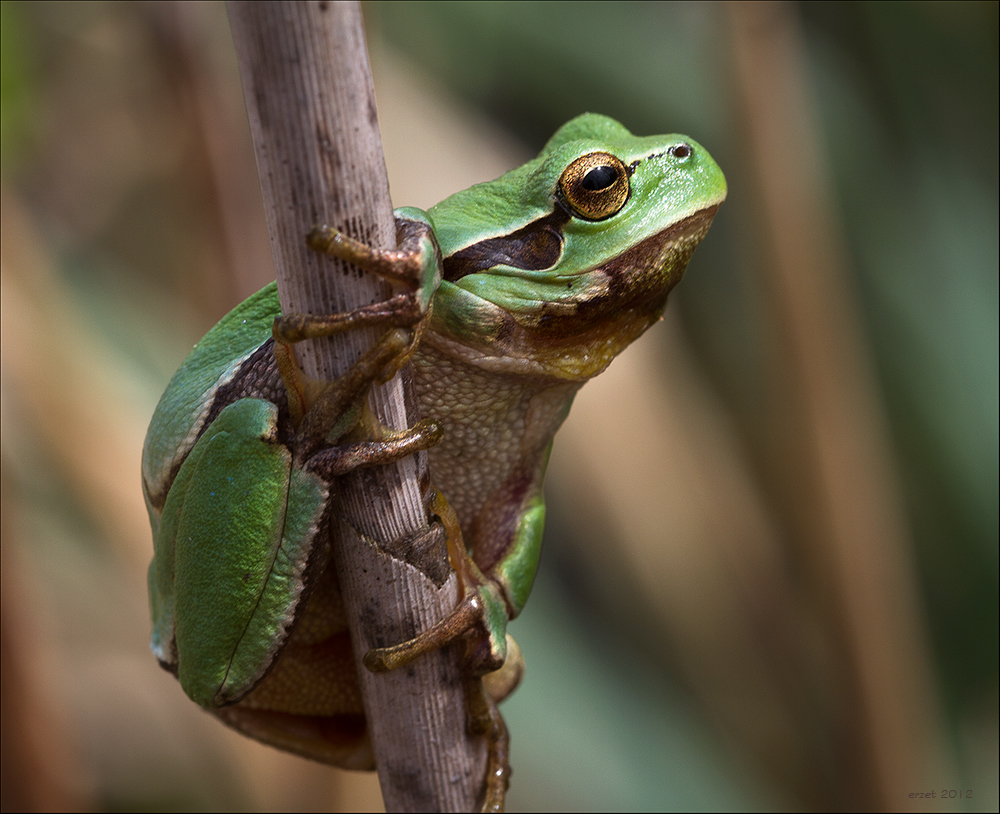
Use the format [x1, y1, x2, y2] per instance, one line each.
[464, 676, 510, 813]
[362, 490, 512, 677]
[277, 327, 442, 472]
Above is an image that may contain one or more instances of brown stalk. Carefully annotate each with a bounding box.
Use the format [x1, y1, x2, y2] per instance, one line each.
[227, 2, 485, 809]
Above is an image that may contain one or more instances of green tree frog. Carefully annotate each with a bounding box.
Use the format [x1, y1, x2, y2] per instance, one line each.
[143, 113, 726, 800]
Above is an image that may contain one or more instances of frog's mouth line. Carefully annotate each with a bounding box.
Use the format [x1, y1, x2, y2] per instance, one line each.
[442, 208, 571, 282]
[437, 203, 723, 328]
[443, 200, 722, 286]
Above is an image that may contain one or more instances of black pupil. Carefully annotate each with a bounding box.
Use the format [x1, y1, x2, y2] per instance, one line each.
[581, 165, 618, 192]
[670, 143, 691, 159]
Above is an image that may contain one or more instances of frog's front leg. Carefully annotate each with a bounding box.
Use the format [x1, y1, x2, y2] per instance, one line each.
[281, 210, 441, 355]
[273, 211, 442, 426]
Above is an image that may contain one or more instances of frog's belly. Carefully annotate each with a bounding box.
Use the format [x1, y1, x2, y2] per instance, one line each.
[412, 344, 578, 533]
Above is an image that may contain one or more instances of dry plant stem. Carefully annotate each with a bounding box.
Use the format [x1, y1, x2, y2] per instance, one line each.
[227, 2, 485, 810]
[727, 2, 949, 809]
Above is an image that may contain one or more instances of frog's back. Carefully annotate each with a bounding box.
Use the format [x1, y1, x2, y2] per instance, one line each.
[142, 283, 281, 514]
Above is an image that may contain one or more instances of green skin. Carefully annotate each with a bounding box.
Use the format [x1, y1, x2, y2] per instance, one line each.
[143, 113, 726, 771]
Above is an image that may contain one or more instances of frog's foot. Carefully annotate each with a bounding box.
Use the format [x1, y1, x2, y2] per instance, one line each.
[361, 488, 518, 812]
[272, 214, 442, 424]
[273, 297, 425, 344]
[363, 491, 511, 677]
[305, 418, 443, 478]
[362, 582, 507, 676]
[464, 677, 511, 813]
[305, 211, 442, 328]
[280, 215, 440, 348]
[275, 328, 418, 454]
[368, 629, 513, 813]
[272, 298, 428, 397]
[274, 327, 443, 471]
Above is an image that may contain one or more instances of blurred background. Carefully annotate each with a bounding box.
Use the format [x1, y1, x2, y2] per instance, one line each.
[1, 1, 996, 811]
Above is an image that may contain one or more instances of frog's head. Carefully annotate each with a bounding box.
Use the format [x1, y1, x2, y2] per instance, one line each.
[429, 113, 726, 380]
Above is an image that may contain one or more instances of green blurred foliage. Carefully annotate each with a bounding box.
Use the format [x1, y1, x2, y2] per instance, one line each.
[1, 0, 39, 172]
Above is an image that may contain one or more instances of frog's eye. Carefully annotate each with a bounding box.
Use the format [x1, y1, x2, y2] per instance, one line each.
[558, 152, 630, 221]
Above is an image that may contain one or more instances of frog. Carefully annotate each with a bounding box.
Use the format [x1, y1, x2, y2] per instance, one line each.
[142, 112, 726, 806]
